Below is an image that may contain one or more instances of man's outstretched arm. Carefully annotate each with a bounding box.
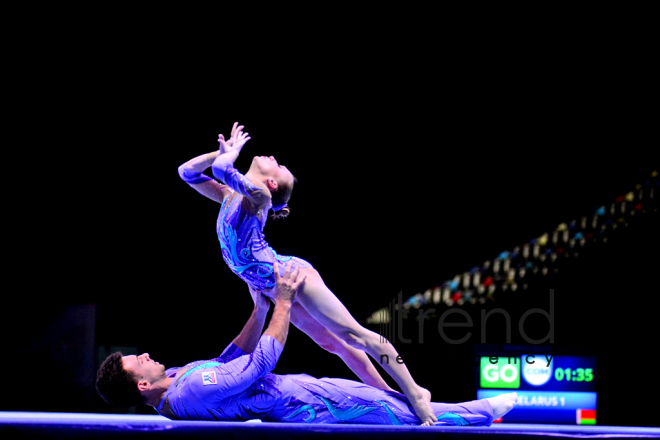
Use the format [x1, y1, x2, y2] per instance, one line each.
[223, 262, 305, 357]
[230, 287, 270, 354]
[263, 262, 306, 347]
[200, 262, 307, 400]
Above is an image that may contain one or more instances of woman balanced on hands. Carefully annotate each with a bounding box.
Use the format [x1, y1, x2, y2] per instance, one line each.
[178, 122, 437, 425]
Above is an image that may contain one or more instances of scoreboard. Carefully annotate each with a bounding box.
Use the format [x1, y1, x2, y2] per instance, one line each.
[476, 353, 597, 424]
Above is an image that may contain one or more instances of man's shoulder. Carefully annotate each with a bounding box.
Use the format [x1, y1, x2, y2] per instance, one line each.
[175, 360, 224, 384]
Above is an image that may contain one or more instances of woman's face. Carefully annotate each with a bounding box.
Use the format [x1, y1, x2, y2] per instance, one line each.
[251, 156, 294, 187]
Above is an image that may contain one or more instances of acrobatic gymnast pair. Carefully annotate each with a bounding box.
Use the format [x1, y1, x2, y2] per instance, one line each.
[96, 122, 517, 426]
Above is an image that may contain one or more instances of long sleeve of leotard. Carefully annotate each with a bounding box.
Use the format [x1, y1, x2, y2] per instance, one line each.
[217, 342, 248, 363]
[193, 335, 283, 405]
[178, 152, 219, 185]
[211, 159, 266, 200]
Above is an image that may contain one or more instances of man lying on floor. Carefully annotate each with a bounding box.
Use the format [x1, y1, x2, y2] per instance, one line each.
[96, 263, 517, 425]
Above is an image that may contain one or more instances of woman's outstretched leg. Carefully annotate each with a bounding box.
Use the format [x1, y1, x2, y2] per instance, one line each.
[295, 268, 437, 426]
[289, 302, 396, 392]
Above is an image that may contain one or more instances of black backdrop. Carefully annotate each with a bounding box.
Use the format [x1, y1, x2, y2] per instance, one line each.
[4, 36, 658, 428]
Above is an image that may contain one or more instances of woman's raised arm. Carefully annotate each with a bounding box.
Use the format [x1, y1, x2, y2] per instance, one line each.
[211, 124, 270, 205]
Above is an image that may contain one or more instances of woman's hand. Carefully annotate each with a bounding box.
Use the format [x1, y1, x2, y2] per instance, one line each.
[218, 121, 243, 153]
[219, 122, 250, 159]
[217, 134, 232, 154]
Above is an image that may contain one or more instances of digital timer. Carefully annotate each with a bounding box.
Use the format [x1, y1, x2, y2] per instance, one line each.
[555, 368, 593, 382]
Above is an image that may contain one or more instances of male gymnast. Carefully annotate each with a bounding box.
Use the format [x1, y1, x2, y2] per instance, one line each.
[96, 262, 516, 425]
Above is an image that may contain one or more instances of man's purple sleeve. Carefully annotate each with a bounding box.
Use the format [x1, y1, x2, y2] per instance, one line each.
[201, 335, 284, 401]
[217, 342, 248, 363]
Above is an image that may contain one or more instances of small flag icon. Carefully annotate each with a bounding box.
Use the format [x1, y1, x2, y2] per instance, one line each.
[577, 409, 596, 425]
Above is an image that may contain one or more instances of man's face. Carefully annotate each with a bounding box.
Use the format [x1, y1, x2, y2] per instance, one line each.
[122, 353, 165, 383]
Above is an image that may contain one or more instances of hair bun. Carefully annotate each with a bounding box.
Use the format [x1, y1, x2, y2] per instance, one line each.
[271, 207, 290, 220]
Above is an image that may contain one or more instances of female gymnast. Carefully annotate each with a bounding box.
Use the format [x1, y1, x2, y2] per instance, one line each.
[178, 122, 437, 425]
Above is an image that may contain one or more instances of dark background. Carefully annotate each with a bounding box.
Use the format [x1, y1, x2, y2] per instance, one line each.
[3, 23, 658, 428]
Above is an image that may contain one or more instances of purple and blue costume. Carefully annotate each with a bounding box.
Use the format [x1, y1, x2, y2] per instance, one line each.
[156, 336, 493, 425]
[181, 162, 312, 295]
[176, 160, 493, 425]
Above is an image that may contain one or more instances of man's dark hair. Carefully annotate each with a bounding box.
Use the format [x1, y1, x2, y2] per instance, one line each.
[96, 352, 144, 408]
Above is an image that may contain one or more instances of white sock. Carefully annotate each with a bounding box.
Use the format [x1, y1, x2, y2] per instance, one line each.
[486, 393, 518, 419]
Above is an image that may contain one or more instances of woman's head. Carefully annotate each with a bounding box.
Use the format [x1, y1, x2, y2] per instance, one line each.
[270, 175, 296, 219]
[249, 156, 296, 219]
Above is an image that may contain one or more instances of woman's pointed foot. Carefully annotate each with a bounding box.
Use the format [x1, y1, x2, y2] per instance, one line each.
[486, 392, 518, 419]
[411, 389, 437, 426]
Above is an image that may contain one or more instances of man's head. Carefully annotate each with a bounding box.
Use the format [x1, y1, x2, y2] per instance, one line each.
[96, 352, 166, 408]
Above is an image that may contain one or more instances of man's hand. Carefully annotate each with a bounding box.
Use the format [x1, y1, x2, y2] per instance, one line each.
[263, 262, 306, 347]
[249, 286, 271, 313]
[273, 261, 307, 305]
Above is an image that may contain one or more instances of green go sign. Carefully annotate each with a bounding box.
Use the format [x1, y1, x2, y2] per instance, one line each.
[480, 357, 520, 389]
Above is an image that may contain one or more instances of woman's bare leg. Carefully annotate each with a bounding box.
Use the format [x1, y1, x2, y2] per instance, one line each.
[295, 268, 437, 425]
[289, 302, 396, 392]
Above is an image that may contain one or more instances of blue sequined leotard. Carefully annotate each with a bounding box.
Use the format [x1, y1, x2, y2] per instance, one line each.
[211, 163, 313, 295]
[156, 336, 494, 425]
